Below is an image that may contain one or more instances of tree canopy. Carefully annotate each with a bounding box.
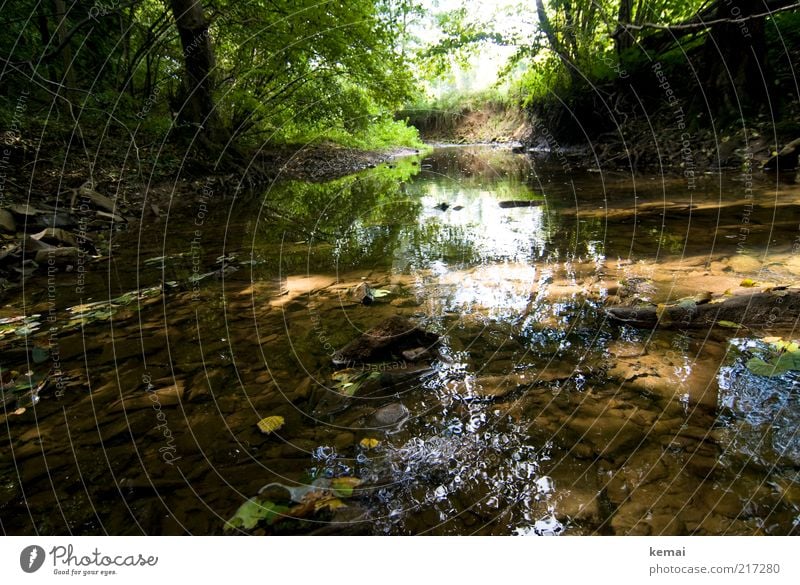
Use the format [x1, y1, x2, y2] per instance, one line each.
[0, 0, 422, 150]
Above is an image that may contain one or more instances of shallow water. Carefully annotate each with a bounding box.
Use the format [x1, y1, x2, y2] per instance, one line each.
[1, 145, 799, 535]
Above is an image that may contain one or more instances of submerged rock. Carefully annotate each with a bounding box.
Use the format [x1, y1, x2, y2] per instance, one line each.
[368, 402, 409, 427]
[352, 282, 374, 305]
[34, 247, 81, 267]
[401, 347, 429, 362]
[0, 209, 16, 233]
[332, 316, 439, 366]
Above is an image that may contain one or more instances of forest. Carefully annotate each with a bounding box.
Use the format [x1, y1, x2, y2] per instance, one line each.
[1, 0, 800, 541]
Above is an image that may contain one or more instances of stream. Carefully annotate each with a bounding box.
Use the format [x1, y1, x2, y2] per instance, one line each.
[1, 145, 799, 535]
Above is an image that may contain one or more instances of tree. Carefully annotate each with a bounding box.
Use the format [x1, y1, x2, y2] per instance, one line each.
[168, 0, 225, 144]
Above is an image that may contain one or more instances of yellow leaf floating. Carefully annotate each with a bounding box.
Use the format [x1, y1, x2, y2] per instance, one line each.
[257, 415, 285, 435]
[359, 437, 380, 450]
[740, 278, 758, 287]
[314, 496, 347, 512]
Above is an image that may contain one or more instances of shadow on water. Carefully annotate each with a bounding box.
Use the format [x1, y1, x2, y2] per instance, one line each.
[1, 145, 799, 535]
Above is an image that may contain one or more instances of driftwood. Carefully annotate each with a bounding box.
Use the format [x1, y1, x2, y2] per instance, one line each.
[606, 289, 800, 329]
[498, 200, 545, 208]
[764, 137, 800, 171]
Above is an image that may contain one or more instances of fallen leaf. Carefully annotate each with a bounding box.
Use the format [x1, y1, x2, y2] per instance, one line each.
[359, 437, 380, 449]
[331, 477, 361, 498]
[314, 496, 347, 512]
[740, 278, 758, 287]
[224, 498, 288, 531]
[257, 415, 285, 434]
[717, 320, 742, 329]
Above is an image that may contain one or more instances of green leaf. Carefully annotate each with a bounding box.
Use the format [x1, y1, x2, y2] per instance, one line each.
[14, 324, 39, 337]
[746, 352, 800, 377]
[371, 289, 391, 298]
[224, 498, 288, 531]
[717, 320, 742, 329]
[330, 477, 361, 498]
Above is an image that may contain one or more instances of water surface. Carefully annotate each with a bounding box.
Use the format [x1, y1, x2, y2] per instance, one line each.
[1, 146, 799, 535]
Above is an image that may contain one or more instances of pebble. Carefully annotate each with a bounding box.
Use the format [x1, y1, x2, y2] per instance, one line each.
[370, 402, 409, 427]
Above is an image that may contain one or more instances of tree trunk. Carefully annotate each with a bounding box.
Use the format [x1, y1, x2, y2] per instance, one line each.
[52, 0, 77, 107]
[535, 0, 578, 85]
[614, 0, 633, 56]
[36, 5, 55, 84]
[168, 0, 224, 143]
[700, 0, 767, 119]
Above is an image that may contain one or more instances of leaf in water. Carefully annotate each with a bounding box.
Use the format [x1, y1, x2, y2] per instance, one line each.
[314, 496, 346, 512]
[371, 289, 391, 298]
[32, 346, 50, 363]
[769, 339, 800, 354]
[188, 271, 215, 283]
[746, 357, 788, 377]
[359, 437, 380, 450]
[775, 352, 800, 371]
[13, 407, 25, 415]
[143, 255, 168, 266]
[330, 477, 361, 498]
[740, 278, 758, 287]
[224, 498, 288, 531]
[14, 324, 39, 337]
[69, 301, 108, 314]
[90, 310, 114, 321]
[0, 315, 26, 325]
[717, 320, 742, 329]
[258, 480, 325, 503]
[746, 351, 800, 377]
[332, 371, 361, 396]
[256, 415, 285, 434]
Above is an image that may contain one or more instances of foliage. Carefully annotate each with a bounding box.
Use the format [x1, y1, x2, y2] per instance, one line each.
[746, 338, 800, 378]
[0, 0, 423, 150]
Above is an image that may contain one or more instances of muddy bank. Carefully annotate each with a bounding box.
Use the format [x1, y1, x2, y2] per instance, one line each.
[403, 105, 530, 144]
[520, 119, 788, 175]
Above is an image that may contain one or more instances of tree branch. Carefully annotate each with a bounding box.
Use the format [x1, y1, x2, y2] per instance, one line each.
[621, 0, 800, 33]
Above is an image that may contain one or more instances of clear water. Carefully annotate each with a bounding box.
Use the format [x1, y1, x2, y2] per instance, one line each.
[1, 145, 799, 535]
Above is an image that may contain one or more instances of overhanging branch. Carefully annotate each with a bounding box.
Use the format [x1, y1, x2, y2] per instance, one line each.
[620, 0, 800, 34]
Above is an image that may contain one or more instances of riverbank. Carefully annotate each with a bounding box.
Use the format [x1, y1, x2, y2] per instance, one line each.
[522, 115, 786, 175]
